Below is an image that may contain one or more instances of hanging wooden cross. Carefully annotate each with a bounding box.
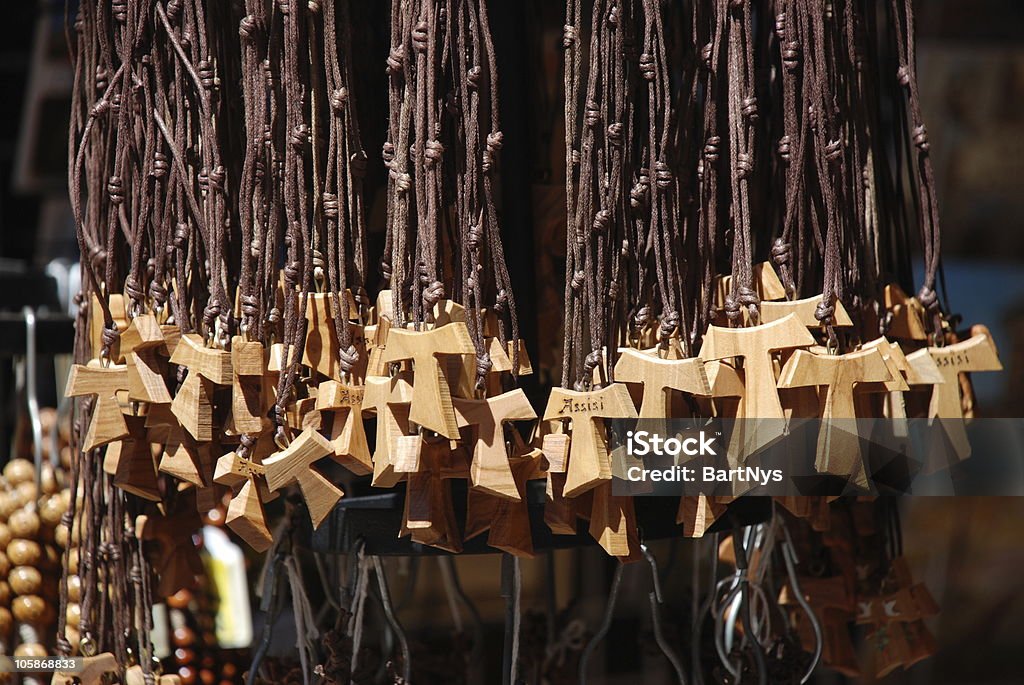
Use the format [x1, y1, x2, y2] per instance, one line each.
[714, 262, 788, 310]
[122, 313, 172, 404]
[104, 414, 161, 501]
[454, 388, 537, 500]
[677, 494, 728, 538]
[363, 372, 414, 487]
[543, 383, 637, 498]
[466, 435, 543, 556]
[262, 427, 343, 528]
[231, 335, 265, 434]
[170, 333, 232, 441]
[759, 294, 854, 328]
[50, 652, 118, 685]
[303, 291, 368, 380]
[316, 380, 372, 475]
[778, 347, 892, 488]
[381, 322, 476, 439]
[856, 582, 939, 677]
[214, 438, 278, 552]
[884, 284, 928, 341]
[158, 428, 215, 488]
[698, 314, 815, 454]
[613, 348, 710, 418]
[906, 325, 1002, 461]
[402, 438, 462, 552]
[137, 506, 204, 597]
[66, 361, 130, 451]
[779, 575, 859, 676]
[588, 481, 640, 559]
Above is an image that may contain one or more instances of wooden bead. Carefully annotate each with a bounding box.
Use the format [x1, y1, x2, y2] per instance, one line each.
[174, 647, 196, 665]
[8, 566, 42, 595]
[167, 589, 192, 610]
[13, 642, 47, 658]
[173, 626, 196, 646]
[12, 594, 50, 624]
[67, 575, 82, 602]
[54, 522, 68, 548]
[8, 509, 39, 539]
[0, 581, 9, 604]
[14, 482, 38, 507]
[40, 464, 61, 495]
[65, 625, 81, 651]
[200, 669, 216, 685]
[178, 665, 197, 685]
[0, 607, 11, 636]
[3, 459, 34, 486]
[67, 547, 79, 574]
[0, 493, 19, 520]
[7, 539, 41, 567]
[39, 495, 65, 528]
[65, 602, 81, 629]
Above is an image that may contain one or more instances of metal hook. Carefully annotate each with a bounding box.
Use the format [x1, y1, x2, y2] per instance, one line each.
[372, 555, 412, 683]
[578, 562, 624, 685]
[779, 524, 823, 684]
[641, 544, 688, 684]
[23, 307, 44, 489]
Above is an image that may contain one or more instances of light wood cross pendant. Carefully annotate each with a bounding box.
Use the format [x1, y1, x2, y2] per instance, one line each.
[122, 313, 172, 404]
[303, 291, 368, 380]
[543, 383, 637, 498]
[263, 427, 343, 528]
[137, 505, 204, 597]
[759, 294, 854, 328]
[104, 414, 161, 501]
[454, 388, 537, 500]
[51, 652, 118, 685]
[778, 347, 892, 488]
[66, 361, 130, 451]
[884, 284, 928, 341]
[317, 380, 372, 475]
[214, 436, 278, 552]
[614, 348, 710, 417]
[381, 322, 476, 439]
[906, 325, 1002, 461]
[231, 335, 266, 434]
[402, 439, 462, 552]
[170, 333, 232, 441]
[363, 373, 414, 487]
[698, 314, 815, 454]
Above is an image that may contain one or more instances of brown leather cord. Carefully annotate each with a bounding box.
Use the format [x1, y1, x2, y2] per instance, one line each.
[382, 0, 522, 389]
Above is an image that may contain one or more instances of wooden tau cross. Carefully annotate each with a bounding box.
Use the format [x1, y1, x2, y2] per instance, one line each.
[677, 494, 728, 538]
[137, 506, 204, 597]
[613, 348, 710, 417]
[779, 575, 859, 676]
[466, 438, 542, 556]
[363, 373, 414, 487]
[159, 428, 215, 488]
[316, 380, 372, 475]
[215, 441, 277, 552]
[698, 314, 815, 453]
[231, 335, 265, 434]
[884, 284, 928, 340]
[588, 481, 640, 559]
[714, 261, 787, 309]
[454, 388, 537, 501]
[66, 361, 130, 451]
[262, 427, 343, 528]
[303, 291, 368, 380]
[105, 414, 161, 501]
[170, 333, 232, 441]
[778, 347, 892, 487]
[51, 652, 118, 685]
[907, 326, 1002, 460]
[402, 439, 462, 552]
[122, 313, 172, 404]
[759, 294, 854, 328]
[381, 322, 476, 439]
[543, 383, 637, 498]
